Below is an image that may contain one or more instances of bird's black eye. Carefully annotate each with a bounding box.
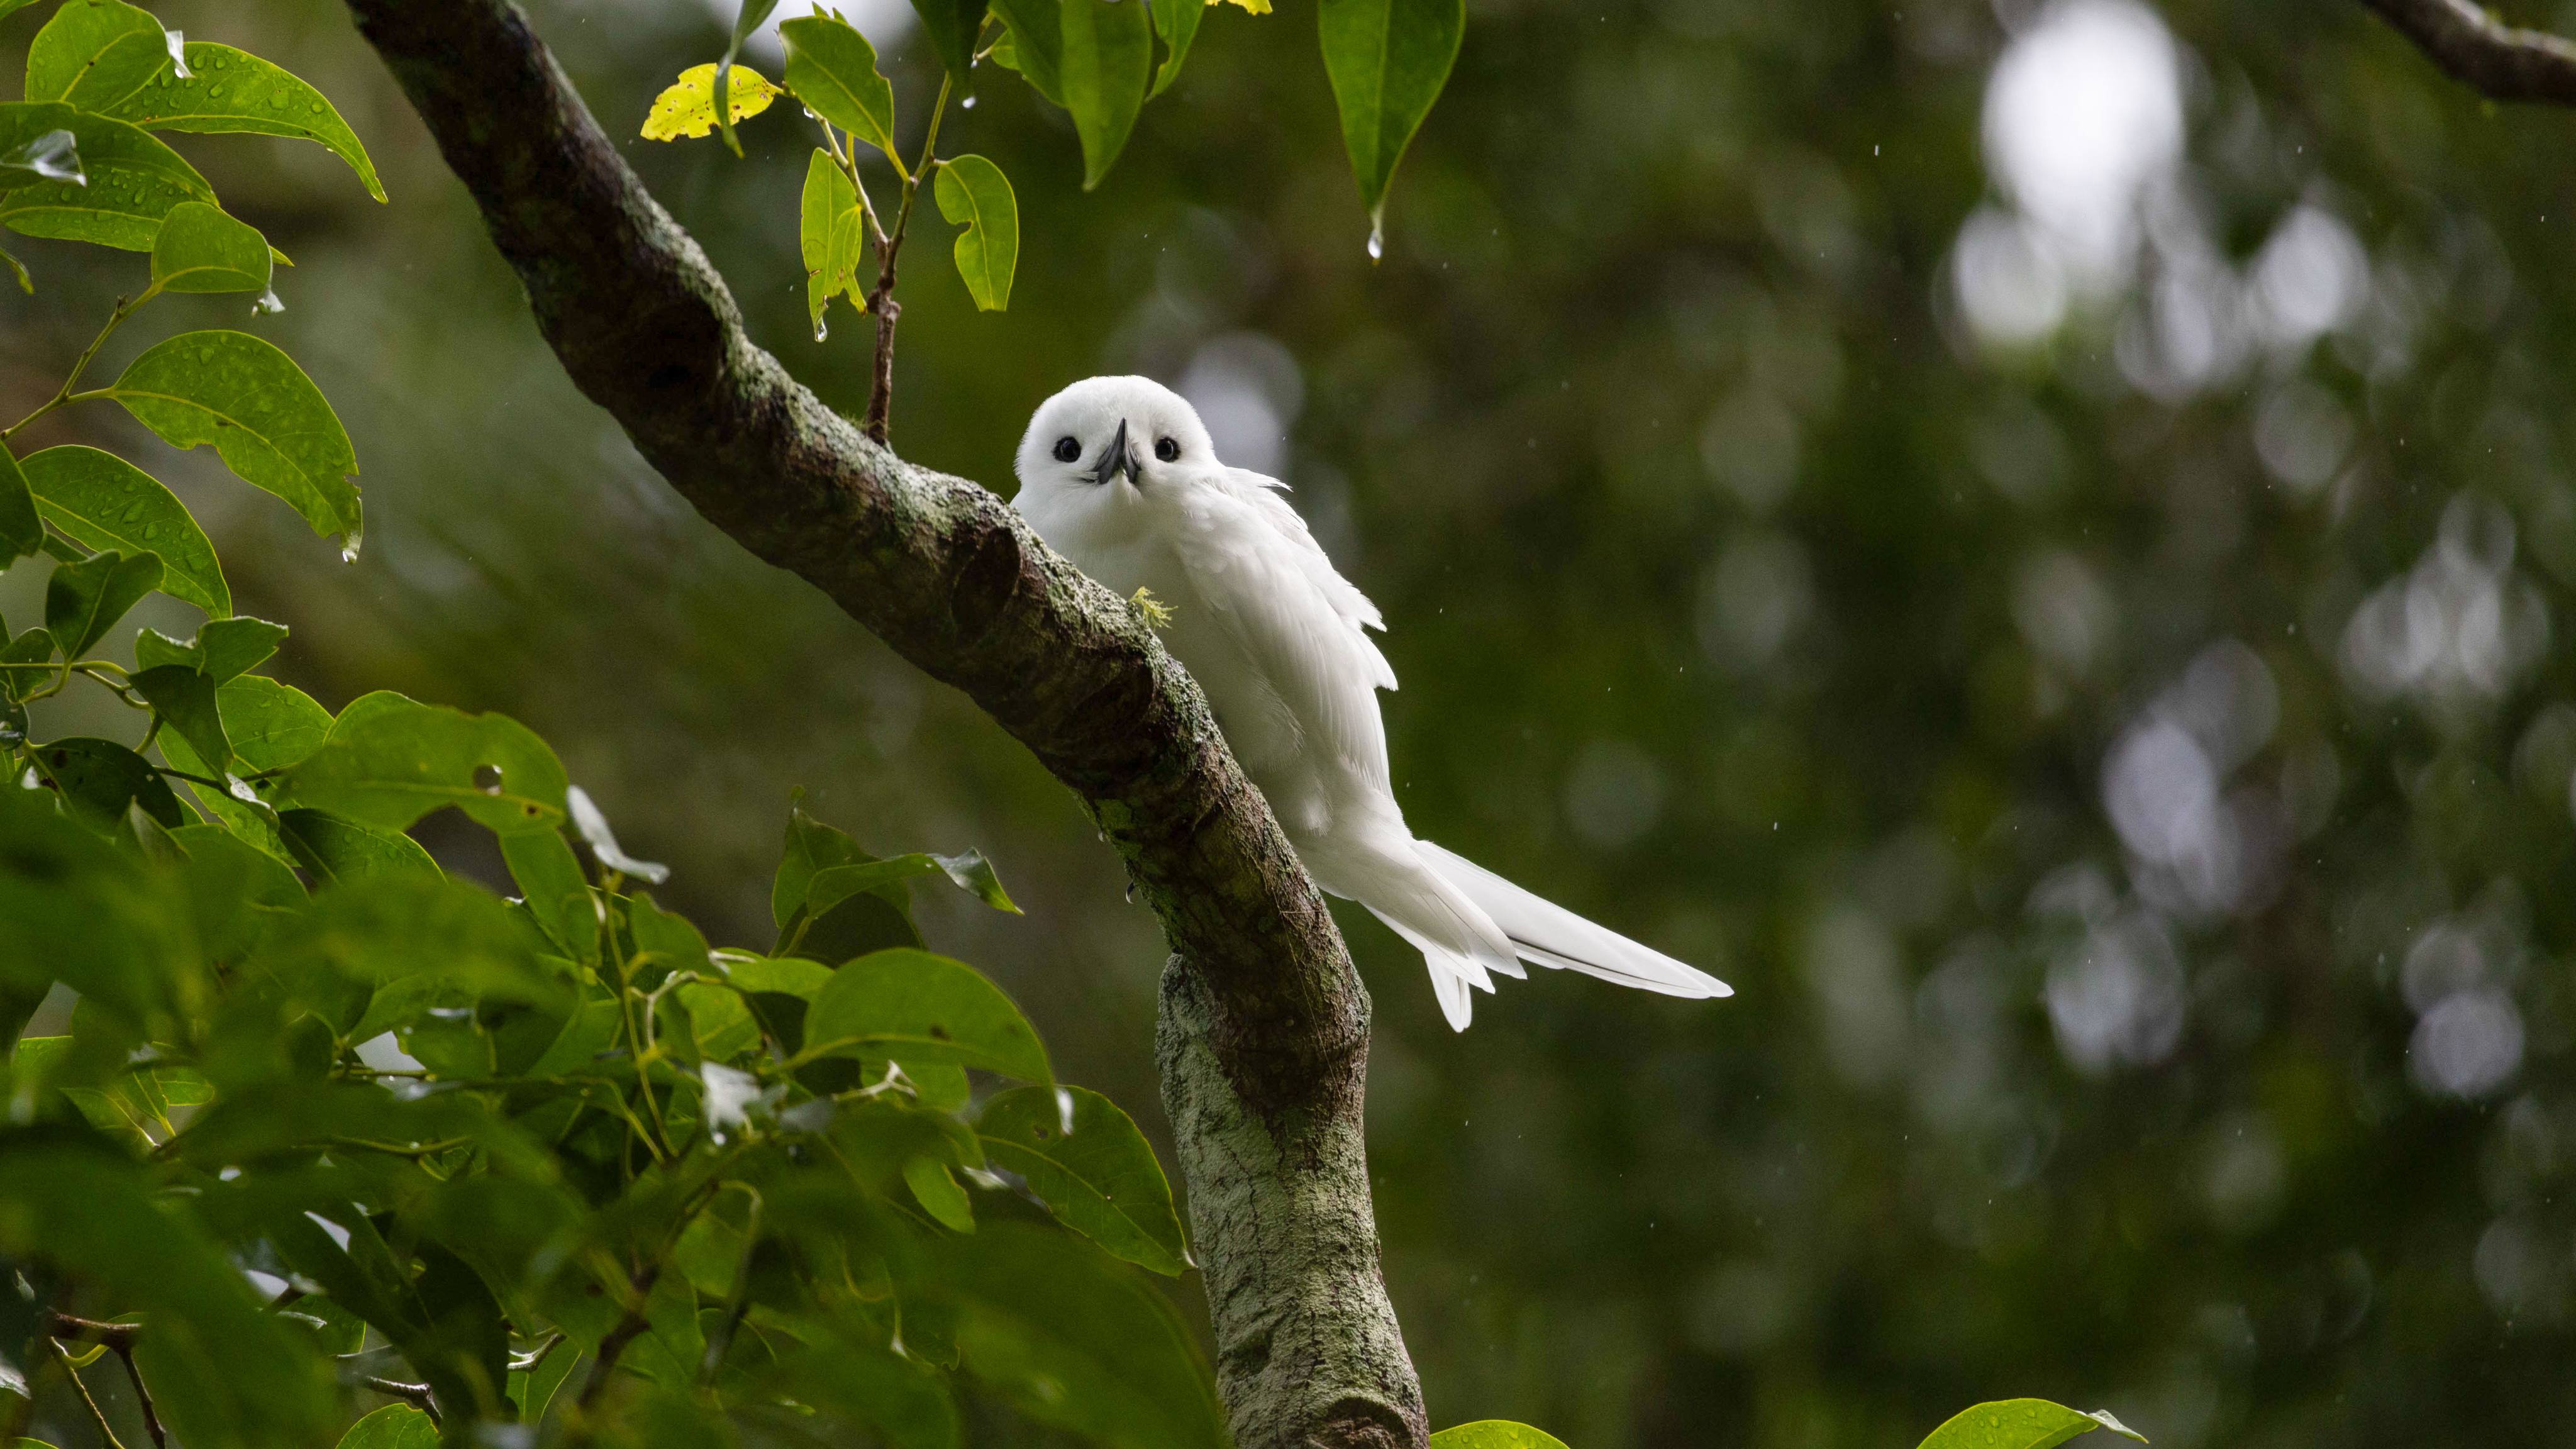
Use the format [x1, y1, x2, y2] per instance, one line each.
[1052, 436, 1081, 463]
[1155, 437, 1182, 463]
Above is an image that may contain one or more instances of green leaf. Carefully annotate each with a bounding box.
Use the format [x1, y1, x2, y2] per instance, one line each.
[24, 0, 171, 111]
[131, 662, 228, 774]
[1429, 1424, 1573, 1449]
[105, 43, 386, 203]
[979, 1084, 1187, 1274]
[773, 802, 877, 930]
[772, 1328, 960, 1449]
[0, 1136, 340, 1449]
[716, 0, 784, 153]
[218, 674, 331, 770]
[1317, 0, 1461, 231]
[43, 546, 160, 656]
[1, 243, 27, 292]
[150, 199, 270, 294]
[107, 330, 362, 547]
[280, 691, 569, 838]
[802, 948, 1052, 1082]
[799, 148, 866, 338]
[990, 0, 1152, 189]
[909, 0, 989, 81]
[806, 848, 1021, 918]
[142, 615, 286, 682]
[30, 736, 182, 829]
[936, 1223, 1224, 1449]
[1915, 1400, 2148, 1449]
[0, 447, 42, 567]
[781, 14, 899, 164]
[1146, 0, 1204, 96]
[0, 122, 79, 190]
[501, 828, 596, 963]
[718, 953, 835, 998]
[0, 784, 189, 1022]
[0, 101, 211, 250]
[336, 1404, 439, 1449]
[278, 807, 440, 883]
[21, 445, 228, 616]
[934, 154, 1017, 312]
[906, 1154, 977, 1231]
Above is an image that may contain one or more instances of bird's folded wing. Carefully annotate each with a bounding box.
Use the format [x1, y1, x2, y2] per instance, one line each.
[1176, 479, 1396, 791]
[1224, 469, 1394, 684]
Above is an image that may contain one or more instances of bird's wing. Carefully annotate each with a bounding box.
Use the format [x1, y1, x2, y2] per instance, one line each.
[1222, 469, 1394, 688]
[1174, 475, 1396, 792]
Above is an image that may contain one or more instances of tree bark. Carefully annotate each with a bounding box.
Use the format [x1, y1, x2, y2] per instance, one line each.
[2359, 0, 2576, 104]
[332, 3, 1426, 1445]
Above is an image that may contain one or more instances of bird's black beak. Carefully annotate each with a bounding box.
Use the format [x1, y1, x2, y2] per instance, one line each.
[1089, 419, 1141, 486]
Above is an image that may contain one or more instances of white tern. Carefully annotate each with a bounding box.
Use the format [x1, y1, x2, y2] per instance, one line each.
[1013, 376, 1731, 1030]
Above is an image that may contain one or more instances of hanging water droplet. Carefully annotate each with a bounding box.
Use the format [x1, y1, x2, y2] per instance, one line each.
[961, 93, 977, 109]
[1366, 220, 1384, 262]
[340, 543, 359, 564]
[253, 287, 284, 315]
[814, 317, 828, 342]
[1124, 880, 1135, 904]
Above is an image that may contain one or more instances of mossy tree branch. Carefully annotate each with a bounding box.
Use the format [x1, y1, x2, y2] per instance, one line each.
[331, 2, 1424, 1444]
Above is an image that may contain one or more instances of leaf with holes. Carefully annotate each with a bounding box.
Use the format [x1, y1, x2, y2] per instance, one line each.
[935, 154, 1017, 311]
[641, 62, 782, 142]
[107, 330, 360, 546]
[31, 736, 182, 829]
[1146, 0, 1202, 95]
[21, 445, 226, 616]
[979, 1084, 1187, 1274]
[279, 691, 569, 838]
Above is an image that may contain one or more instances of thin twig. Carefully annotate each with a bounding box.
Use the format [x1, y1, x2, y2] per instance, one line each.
[358, 1375, 443, 1428]
[2, 294, 147, 441]
[45, 1313, 140, 1352]
[2360, 0, 2576, 104]
[574, 1263, 662, 1410]
[860, 69, 954, 445]
[111, 1345, 165, 1449]
[45, 1335, 131, 1449]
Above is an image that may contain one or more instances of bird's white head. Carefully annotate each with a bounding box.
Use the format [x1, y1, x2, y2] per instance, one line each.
[1014, 375, 1220, 502]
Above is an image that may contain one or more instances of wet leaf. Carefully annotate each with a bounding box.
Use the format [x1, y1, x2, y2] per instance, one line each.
[150, 199, 269, 294]
[800, 148, 867, 335]
[804, 847, 1021, 918]
[978, 1084, 1187, 1274]
[279, 808, 440, 884]
[0, 447, 42, 567]
[1914, 1400, 2148, 1449]
[0, 125, 80, 188]
[934, 153, 1016, 311]
[909, 0, 989, 81]
[107, 329, 362, 547]
[21, 445, 227, 616]
[1317, 0, 1461, 230]
[105, 43, 384, 202]
[782, 14, 898, 164]
[501, 827, 595, 962]
[25, 0, 172, 112]
[0, 101, 213, 250]
[217, 674, 331, 770]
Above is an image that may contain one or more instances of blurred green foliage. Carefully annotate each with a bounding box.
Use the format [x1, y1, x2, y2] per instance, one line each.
[10, 0, 2576, 1445]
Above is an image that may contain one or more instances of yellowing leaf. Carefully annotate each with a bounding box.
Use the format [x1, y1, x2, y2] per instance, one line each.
[1212, 0, 1269, 12]
[641, 63, 783, 142]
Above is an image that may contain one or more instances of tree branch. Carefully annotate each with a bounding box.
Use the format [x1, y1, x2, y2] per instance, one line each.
[2360, 0, 2576, 104]
[332, 4, 1422, 1444]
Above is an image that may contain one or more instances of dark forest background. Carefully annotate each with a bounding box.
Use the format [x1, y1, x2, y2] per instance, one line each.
[9, 0, 2576, 1443]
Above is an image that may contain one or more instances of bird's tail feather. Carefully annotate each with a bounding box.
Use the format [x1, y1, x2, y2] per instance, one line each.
[1346, 841, 1525, 1031]
[1418, 841, 1731, 1002]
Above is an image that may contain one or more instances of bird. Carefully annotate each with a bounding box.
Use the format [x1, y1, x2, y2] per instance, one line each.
[1011, 375, 1730, 1030]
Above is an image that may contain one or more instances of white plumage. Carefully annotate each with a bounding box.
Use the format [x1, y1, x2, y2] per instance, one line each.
[1012, 376, 1730, 1030]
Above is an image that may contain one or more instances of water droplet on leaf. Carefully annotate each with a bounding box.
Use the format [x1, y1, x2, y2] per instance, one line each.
[472, 763, 504, 794]
[253, 288, 284, 315]
[1366, 221, 1384, 262]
